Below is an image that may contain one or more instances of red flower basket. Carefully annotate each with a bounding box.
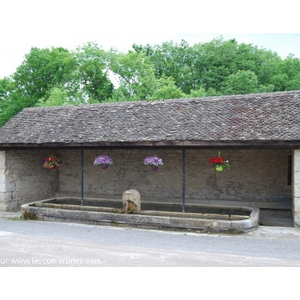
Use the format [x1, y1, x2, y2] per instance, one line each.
[42, 152, 62, 169]
[210, 151, 230, 171]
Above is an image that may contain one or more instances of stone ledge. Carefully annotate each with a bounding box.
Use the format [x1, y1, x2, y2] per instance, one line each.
[21, 197, 260, 234]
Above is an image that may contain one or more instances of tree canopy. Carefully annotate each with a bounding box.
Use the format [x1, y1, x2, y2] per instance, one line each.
[1, 36, 300, 126]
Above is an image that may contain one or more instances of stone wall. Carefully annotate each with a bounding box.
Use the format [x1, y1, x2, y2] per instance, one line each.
[0, 150, 58, 211]
[293, 150, 300, 227]
[0, 151, 8, 211]
[0, 148, 293, 211]
[57, 149, 292, 209]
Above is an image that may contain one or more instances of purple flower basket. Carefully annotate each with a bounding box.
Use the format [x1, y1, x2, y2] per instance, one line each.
[94, 155, 113, 169]
[144, 156, 163, 170]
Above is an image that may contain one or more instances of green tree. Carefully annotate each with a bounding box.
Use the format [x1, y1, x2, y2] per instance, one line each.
[2, 36, 300, 128]
[109, 50, 157, 101]
[220, 70, 259, 95]
[0, 89, 28, 127]
[13, 47, 77, 104]
[270, 74, 289, 91]
[279, 54, 300, 79]
[0, 77, 23, 126]
[36, 87, 70, 107]
[285, 73, 300, 90]
[273, 55, 300, 90]
[0, 47, 78, 126]
[135, 36, 286, 95]
[134, 40, 194, 94]
[149, 76, 186, 100]
[188, 87, 207, 98]
[74, 42, 114, 103]
[0, 77, 14, 104]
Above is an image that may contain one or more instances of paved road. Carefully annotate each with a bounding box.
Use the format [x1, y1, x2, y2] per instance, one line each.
[1, 219, 300, 267]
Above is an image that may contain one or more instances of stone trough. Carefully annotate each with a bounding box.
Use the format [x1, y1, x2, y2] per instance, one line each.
[21, 196, 260, 233]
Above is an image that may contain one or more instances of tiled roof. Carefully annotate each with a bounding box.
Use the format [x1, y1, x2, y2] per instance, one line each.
[0, 91, 300, 148]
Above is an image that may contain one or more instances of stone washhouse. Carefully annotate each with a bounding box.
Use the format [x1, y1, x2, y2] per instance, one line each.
[0, 90, 300, 228]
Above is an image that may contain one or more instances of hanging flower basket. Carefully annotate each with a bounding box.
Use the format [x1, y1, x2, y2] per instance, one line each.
[210, 151, 230, 172]
[94, 155, 113, 170]
[144, 156, 163, 171]
[42, 152, 62, 169]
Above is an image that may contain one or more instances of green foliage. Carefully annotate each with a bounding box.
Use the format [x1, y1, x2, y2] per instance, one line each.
[1, 36, 300, 127]
[36, 87, 70, 107]
[135, 37, 290, 95]
[188, 87, 207, 98]
[285, 73, 300, 90]
[134, 40, 194, 94]
[13, 47, 77, 103]
[220, 70, 259, 95]
[270, 74, 289, 91]
[273, 54, 300, 90]
[149, 76, 186, 100]
[74, 42, 114, 103]
[0, 77, 27, 126]
[0, 77, 14, 102]
[109, 50, 157, 101]
[0, 90, 29, 127]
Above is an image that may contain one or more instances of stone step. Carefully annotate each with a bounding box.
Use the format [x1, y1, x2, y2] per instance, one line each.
[259, 209, 293, 227]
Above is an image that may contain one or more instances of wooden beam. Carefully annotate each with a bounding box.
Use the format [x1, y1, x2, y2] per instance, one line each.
[1, 140, 300, 150]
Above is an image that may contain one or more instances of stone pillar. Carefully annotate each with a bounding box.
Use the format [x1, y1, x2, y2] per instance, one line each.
[292, 149, 300, 227]
[0, 151, 15, 211]
[0, 151, 7, 211]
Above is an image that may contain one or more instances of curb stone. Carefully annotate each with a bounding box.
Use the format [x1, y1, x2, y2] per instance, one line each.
[0, 211, 300, 239]
[0, 212, 22, 219]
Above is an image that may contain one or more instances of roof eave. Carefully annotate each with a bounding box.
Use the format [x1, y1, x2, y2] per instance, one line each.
[1, 140, 300, 150]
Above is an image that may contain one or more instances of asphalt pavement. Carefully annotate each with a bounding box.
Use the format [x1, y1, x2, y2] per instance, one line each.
[1, 211, 300, 267]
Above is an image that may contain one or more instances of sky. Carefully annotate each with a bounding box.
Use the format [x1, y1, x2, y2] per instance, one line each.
[1, 1, 299, 80]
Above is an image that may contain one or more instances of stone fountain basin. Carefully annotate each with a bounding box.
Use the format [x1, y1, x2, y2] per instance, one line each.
[21, 197, 260, 233]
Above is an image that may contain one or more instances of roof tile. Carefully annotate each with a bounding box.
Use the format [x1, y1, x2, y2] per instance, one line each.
[0, 91, 299, 146]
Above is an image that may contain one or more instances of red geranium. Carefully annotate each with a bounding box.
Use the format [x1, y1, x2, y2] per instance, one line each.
[210, 151, 230, 171]
[210, 156, 226, 166]
[42, 152, 62, 169]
